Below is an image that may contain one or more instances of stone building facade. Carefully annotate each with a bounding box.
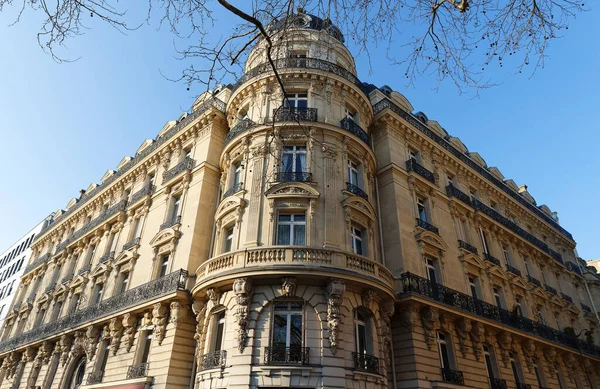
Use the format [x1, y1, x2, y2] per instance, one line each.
[1, 11, 600, 389]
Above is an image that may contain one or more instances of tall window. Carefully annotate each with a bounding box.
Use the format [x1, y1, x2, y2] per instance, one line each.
[345, 107, 357, 122]
[283, 92, 308, 108]
[437, 332, 455, 372]
[232, 162, 243, 188]
[281, 145, 307, 178]
[502, 245, 511, 266]
[468, 276, 479, 299]
[408, 149, 420, 163]
[93, 284, 104, 305]
[417, 197, 428, 222]
[139, 331, 153, 365]
[66, 356, 87, 389]
[514, 296, 523, 316]
[523, 257, 531, 276]
[276, 214, 306, 246]
[355, 310, 372, 356]
[509, 352, 524, 385]
[483, 345, 498, 379]
[170, 195, 181, 221]
[493, 287, 503, 308]
[350, 226, 365, 256]
[69, 294, 80, 314]
[157, 255, 170, 279]
[107, 231, 118, 254]
[223, 227, 234, 253]
[555, 364, 567, 389]
[425, 257, 438, 284]
[131, 217, 144, 240]
[118, 272, 130, 294]
[213, 311, 226, 352]
[272, 301, 303, 362]
[479, 228, 490, 254]
[51, 300, 63, 321]
[86, 244, 97, 266]
[534, 359, 546, 389]
[348, 160, 359, 187]
[97, 341, 110, 374]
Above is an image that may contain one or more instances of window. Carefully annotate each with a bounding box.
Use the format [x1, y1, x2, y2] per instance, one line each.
[148, 172, 156, 187]
[276, 214, 306, 246]
[437, 332, 455, 372]
[350, 226, 365, 256]
[184, 148, 192, 160]
[502, 245, 511, 265]
[470, 188, 479, 200]
[355, 310, 372, 356]
[272, 301, 303, 362]
[417, 197, 428, 222]
[69, 294, 80, 314]
[347, 160, 360, 187]
[171, 195, 182, 221]
[555, 364, 567, 389]
[139, 331, 153, 364]
[213, 311, 226, 352]
[479, 228, 490, 254]
[493, 287, 503, 308]
[51, 300, 63, 321]
[534, 359, 547, 389]
[118, 272, 130, 294]
[509, 352, 524, 385]
[132, 216, 144, 239]
[157, 255, 169, 278]
[232, 162, 243, 188]
[66, 356, 86, 389]
[483, 344, 499, 379]
[223, 227, 234, 253]
[468, 276, 480, 299]
[93, 284, 104, 305]
[97, 340, 110, 374]
[86, 244, 97, 265]
[283, 92, 308, 108]
[446, 174, 455, 186]
[523, 257, 531, 276]
[281, 145, 307, 178]
[345, 106, 357, 122]
[408, 148, 420, 163]
[425, 257, 438, 284]
[108, 231, 119, 253]
[514, 296, 524, 316]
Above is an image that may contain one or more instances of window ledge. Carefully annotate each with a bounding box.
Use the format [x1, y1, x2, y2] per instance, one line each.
[79, 375, 152, 389]
[257, 365, 314, 377]
[352, 370, 385, 382]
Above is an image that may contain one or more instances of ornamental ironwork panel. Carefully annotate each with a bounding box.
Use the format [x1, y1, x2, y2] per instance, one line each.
[274, 171, 312, 183]
[490, 378, 508, 389]
[340, 117, 370, 144]
[544, 285, 557, 295]
[484, 253, 501, 267]
[506, 264, 522, 277]
[352, 352, 379, 374]
[61, 275, 73, 285]
[527, 275, 541, 287]
[548, 249, 563, 264]
[122, 238, 141, 251]
[160, 216, 182, 231]
[44, 283, 56, 295]
[86, 371, 103, 384]
[223, 182, 244, 199]
[264, 347, 309, 365]
[224, 118, 256, 145]
[130, 184, 155, 205]
[561, 293, 573, 304]
[405, 159, 435, 184]
[200, 350, 227, 370]
[0, 270, 188, 353]
[372, 98, 573, 241]
[582, 303, 592, 313]
[126, 362, 149, 379]
[163, 157, 195, 183]
[415, 218, 439, 235]
[446, 184, 472, 206]
[78, 264, 91, 275]
[346, 182, 368, 200]
[441, 368, 464, 385]
[272, 107, 318, 122]
[24, 253, 51, 274]
[99, 251, 115, 264]
[458, 240, 478, 255]
[566, 261, 582, 276]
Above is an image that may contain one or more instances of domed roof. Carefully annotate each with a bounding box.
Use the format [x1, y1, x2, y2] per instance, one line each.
[268, 10, 345, 43]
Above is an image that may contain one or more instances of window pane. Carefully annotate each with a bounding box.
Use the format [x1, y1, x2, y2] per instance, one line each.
[295, 153, 306, 172]
[278, 214, 292, 222]
[282, 153, 293, 173]
[273, 314, 287, 346]
[293, 214, 306, 222]
[215, 322, 224, 351]
[354, 238, 363, 255]
[293, 225, 306, 246]
[357, 323, 367, 354]
[277, 225, 290, 245]
[440, 342, 451, 369]
[290, 314, 302, 346]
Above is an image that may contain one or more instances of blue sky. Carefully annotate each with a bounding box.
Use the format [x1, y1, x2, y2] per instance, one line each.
[0, 5, 598, 259]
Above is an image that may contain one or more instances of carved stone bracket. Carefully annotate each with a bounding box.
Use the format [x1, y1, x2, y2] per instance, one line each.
[59, 335, 73, 366]
[470, 322, 485, 360]
[122, 314, 137, 352]
[85, 325, 100, 359]
[233, 277, 253, 353]
[379, 300, 395, 359]
[361, 289, 376, 311]
[326, 279, 345, 355]
[170, 300, 189, 328]
[496, 331, 512, 367]
[521, 339, 536, 372]
[420, 306, 440, 349]
[281, 277, 297, 297]
[455, 318, 472, 358]
[109, 317, 123, 355]
[152, 303, 168, 346]
[192, 299, 206, 366]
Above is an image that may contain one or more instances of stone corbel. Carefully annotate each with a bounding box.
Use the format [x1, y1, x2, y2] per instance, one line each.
[379, 300, 395, 359]
[496, 331, 512, 367]
[84, 325, 100, 359]
[169, 300, 189, 328]
[192, 299, 207, 366]
[121, 314, 137, 352]
[563, 353, 577, 383]
[400, 302, 420, 331]
[206, 288, 221, 307]
[544, 346, 557, 364]
[521, 339, 536, 372]
[455, 318, 472, 358]
[420, 306, 440, 349]
[109, 317, 123, 355]
[361, 289, 376, 311]
[470, 321, 486, 360]
[59, 335, 73, 366]
[152, 303, 168, 345]
[233, 277, 253, 353]
[326, 279, 345, 355]
[281, 277, 297, 297]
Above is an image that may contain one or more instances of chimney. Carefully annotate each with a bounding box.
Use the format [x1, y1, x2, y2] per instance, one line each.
[79, 189, 86, 199]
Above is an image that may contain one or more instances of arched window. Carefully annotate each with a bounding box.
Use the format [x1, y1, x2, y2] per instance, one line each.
[65, 356, 86, 389]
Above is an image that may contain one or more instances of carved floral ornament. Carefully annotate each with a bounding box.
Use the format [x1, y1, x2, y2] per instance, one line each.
[233, 277, 253, 353]
[326, 278, 345, 355]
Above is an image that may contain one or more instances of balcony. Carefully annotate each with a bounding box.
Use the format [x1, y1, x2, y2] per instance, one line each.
[561, 293, 573, 304]
[446, 184, 472, 206]
[98, 251, 115, 264]
[24, 253, 52, 274]
[416, 218, 439, 235]
[582, 303, 592, 313]
[506, 264, 522, 277]
[44, 283, 56, 295]
[458, 240, 478, 255]
[566, 261, 583, 276]
[441, 368, 464, 385]
[61, 275, 73, 285]
[352, 352, 379, 374]
[406, 159, 435, 184]
[527, 275, 541, 287]
[160, 216, 182, 231]
[0, 270, 188, 353]
[548, 249, 563, 264]
[399, 272, 600, 358]
[224, 118, 256, 146]
[126, 362, 149, 379]
[516, 383, 532, 389]
[78, 264, 91, 276]
[340, 117, 370, 144]
[264, 346, 309, 365]
[223, 182, 244, 198]
[490, 378, 508, 389]
[272, 107, 318, 122]
[196, 247, 393, 292]
[274, 171, 312, 183]
[484, 253, 501, 267]
[544, 285, 557, 295]
[200, 350, 226, 370]
[86, 371, 103, 384]
[163, 157, 195, 183]
[129, 183, 155, 205]
[345, 182, 368, 200]
[122, 237, 141, 251]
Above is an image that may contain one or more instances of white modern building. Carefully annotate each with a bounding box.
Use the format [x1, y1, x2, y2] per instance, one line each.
[0, 215, 53, 323]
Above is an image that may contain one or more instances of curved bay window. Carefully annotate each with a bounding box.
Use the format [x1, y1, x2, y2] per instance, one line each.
[265, 300, 307, 365]
[353, 310, 379, 374]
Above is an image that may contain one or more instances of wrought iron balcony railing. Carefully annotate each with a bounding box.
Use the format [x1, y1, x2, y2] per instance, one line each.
[484, 253, 501, 267]
[400, 272, 600, 358]
[61, 275, 73, 285]
[490, 378, 508, 389]
[86, 371, 103, 385]
[44, 283, 56, 295]
[346, 182, 368, 200]
[130, 184, 155, 205]
[340, 117, 370, 144]
[548, 249, 563, 264]
[122, 238, 141, 251]
[24, 253, 52, 274]
[160, 215, 182, 231]
[126, 362, 149, 379]
[406, 159, 435, 184]
[516, 383, 532, 389]
[352, 352, 379, 374]
[264, 346, 309, 365]
[506, 264, 522, 277]
[416, 218, 439, 235]
[26, 294, 36, 304]
[272, 107, 318, 122]
[99, 251, 115, 264]
[458, 240, 478, 255]
[545, 284, 557, 295]
[527, 275, 541, 287]
[561, 293, 573, 304]
[441, 368, 464, 385]
[446, 184, 472, 206]
[0, 270, 188, 353]
[200, 350, 227, 370]
[274, 171, 312, 183]
[582, 303, 592, 313]
[224, 118, 257, 146]
[78, 264, 91, 276]
[566, 261, 583, 276]
[163, 157, 195, 183]
[223, 182, 244, 198]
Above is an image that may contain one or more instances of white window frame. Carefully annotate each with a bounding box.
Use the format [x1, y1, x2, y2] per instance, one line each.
[425, 257, 438, 284]
[437, 332, 454, 370]
[212, 311, 226, 352]
[468, 276, 479, 299]
[350, 225, 365, 256]
[271, 301, 304, 348]
[281, 145, 307, 174]
[283, 92, 308, 108]
[276, 213, 306, 246]
[417, 197, 428, 222]
[223, 226, 234, 253]
[354, 310, 372, 355]
[347, 160, 360, 187]
[479, 228, 490, 254]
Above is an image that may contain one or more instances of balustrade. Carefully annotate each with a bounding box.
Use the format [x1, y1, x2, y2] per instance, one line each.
[406, 159, 435, 184]
[484, 253, 501, 266]
[160, 216, 182, 231]
[527, 275, 541, 287]
[458, 240, 478, 255]
[416, 218, 439, 235]
[126, 362, 149, 379]
[272, 107, 318, 122]
[200, 350, 227, 370]
[346, 182, 368, 200]
[441, 368, 465, 385]
[506, 264, 522, 277]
